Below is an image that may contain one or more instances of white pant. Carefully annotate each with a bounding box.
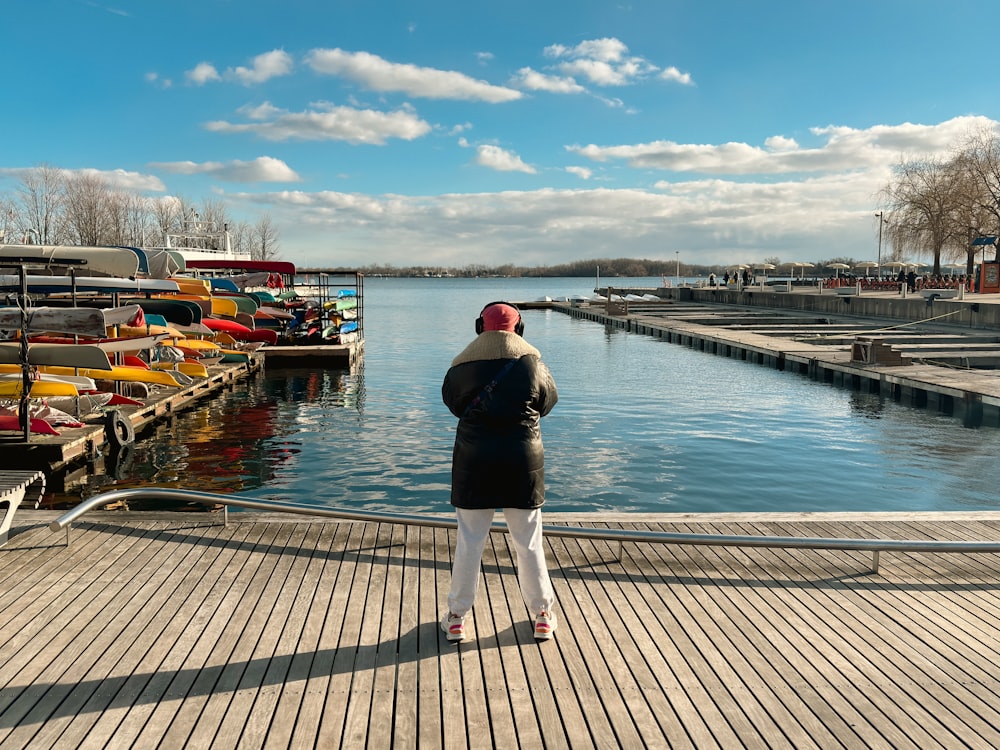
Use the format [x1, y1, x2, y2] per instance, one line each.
[448, 507, 555, 618]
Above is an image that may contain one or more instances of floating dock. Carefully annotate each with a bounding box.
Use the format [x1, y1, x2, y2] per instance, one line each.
[0, 355, 264, 482]
[546, 287, 1000, 427]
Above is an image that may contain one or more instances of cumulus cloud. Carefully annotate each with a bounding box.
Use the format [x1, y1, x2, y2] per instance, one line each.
[567, 115, 997, 175]
[305, 48, 522, 102]
[659, 66, 693, 85]
[219, 116, 1000, 269]
[186, 62, 221, 85]
[228, 50, 293, 85]
[80, 168, 167, 192]
[230, 180, 880, 268]
[544, 37, 660, 86]
[205, 101, 431, 144]
[0, 166, 166, 192]
[185, 50, 292, 86]
[510, 67, 586, 94]
[148, 156, 300, 183]
[473, 145, 537, 174]
[566, 166, 592, 179]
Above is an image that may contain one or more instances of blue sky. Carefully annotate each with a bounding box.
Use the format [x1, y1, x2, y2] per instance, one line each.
[3, 0, 998, 270]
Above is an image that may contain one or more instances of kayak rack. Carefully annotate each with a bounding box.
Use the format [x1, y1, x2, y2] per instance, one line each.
[50, 487, 1000, 574]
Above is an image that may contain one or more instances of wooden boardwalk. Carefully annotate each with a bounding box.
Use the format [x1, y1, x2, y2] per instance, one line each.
[2, 511, 1000, 749]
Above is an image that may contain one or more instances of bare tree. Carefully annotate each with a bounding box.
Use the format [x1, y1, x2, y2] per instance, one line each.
[228, 220, 252, 256]
[883, 156, 964, 275]
[63, 172, 112, 245]
[17, 165, 66, 244]
[251, 214, 281, 260]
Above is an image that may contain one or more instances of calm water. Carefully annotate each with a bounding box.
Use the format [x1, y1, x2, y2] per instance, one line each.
[60, 276, 1000, 513]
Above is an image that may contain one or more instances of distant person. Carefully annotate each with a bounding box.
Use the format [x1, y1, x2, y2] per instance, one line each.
[708, 272, 716, 287]
[440, 301, 559, 643]
[723, 271, 730, 285]
[906, 270, 916, 293]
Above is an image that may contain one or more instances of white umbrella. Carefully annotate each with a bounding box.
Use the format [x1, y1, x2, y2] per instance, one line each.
[792, 261, 814, 279]
[826, 262, 850, 277]
[854, 261, 879, 277]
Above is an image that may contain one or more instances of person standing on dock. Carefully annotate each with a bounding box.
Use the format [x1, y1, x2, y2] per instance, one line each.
[440, 301, 559, 643]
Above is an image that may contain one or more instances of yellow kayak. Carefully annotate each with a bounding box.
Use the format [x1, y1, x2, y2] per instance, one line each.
[173, 338, 221, 352]
[168, 278, 213, 295]
[152, 361, 209, 378]
[25, 364, 184, 388]
[0, 379, 78, 398]
[117, 323, 188, 340]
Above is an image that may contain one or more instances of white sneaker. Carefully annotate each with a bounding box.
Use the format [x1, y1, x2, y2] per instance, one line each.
[534, 611, 557, 640]
[441, 612, 466, 641]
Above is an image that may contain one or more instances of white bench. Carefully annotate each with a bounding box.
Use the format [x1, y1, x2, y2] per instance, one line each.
[0, 470, 46, 546]
[920, 289, 958, 299]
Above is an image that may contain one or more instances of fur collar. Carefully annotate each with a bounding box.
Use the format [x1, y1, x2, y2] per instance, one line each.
[451, 331, 541, 366]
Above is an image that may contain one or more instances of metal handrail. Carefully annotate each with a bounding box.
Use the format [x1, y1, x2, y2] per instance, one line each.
[50, 487, 1000, 574]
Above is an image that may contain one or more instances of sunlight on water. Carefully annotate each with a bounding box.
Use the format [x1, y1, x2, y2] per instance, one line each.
[64, 277, 1000, 514]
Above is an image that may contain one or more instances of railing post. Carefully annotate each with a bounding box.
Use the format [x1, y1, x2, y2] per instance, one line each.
[872, 550, 880, 574]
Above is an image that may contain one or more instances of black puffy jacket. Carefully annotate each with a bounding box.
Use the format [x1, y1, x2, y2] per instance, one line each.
[442, 331, 558, 510]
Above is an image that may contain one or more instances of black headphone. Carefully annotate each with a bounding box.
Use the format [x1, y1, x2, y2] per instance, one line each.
[475, 300, 524, 336]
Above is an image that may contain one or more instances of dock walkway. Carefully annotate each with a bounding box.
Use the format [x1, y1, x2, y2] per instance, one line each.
[2, 511, 1000, 748]
[556, 293, 1000, 427]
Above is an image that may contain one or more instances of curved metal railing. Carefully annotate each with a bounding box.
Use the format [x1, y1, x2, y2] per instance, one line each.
[50, 487, 1000, 574]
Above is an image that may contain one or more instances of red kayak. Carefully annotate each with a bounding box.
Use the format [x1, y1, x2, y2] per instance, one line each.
[202, 318, 253, 338]
[0, 415, 60, 435]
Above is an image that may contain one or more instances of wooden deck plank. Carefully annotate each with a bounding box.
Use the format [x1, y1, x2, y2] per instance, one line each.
[285, 523, 356, 748]
[548, 532, 668, 747]
[715, 520, 991, 748]
[234, 522, 339, 748]
[0, 523, 166, 741]
[388, 524, 422, 750]
[121, 522, 281, 747]
[415, 526, 445, 749]
[207, 524, 316, 748]
[740, 521, 1000, 748]
[86, 520, 265, 749]
[313, 522, 372, 746]
[3, 513, 1000, 748]
[15, 521, 220, 750]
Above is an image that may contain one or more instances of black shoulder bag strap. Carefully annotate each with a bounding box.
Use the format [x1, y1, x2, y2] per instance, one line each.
[461, 358, 518, 419]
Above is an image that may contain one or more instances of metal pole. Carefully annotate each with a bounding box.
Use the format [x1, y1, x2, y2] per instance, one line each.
[876, 211, 885, 267]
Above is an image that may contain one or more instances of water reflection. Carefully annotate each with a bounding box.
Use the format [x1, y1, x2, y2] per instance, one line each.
[49, 367, 362, 509]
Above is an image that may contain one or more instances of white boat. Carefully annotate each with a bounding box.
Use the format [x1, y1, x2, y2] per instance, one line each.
[144, 216, 251, 264]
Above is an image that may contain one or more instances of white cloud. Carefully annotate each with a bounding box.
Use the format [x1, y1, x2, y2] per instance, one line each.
[510, 67, 586, 94]
[148, 157, 300, 183]
[80, 168, 167, 192]
[659, 66, 693, 86]
[567, 116, 998, 174]
[305, 48, 522, 102]
[185, 50, 292, 86]
[145, 71, 172, 89]
[186, 62, 221, 85]
[566, 166, 592, 179]
[544, 37, 658, 86]
[228, 49, 293, 85]
[222, 117, 1000, 269]
[473, 145, 537, 174]
[205, 101, 431, 145]
[0, 166, 166, 192]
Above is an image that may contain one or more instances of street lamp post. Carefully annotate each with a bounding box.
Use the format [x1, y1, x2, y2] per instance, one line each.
[675, 251, 680, 283]
[876, 211, 886, 269]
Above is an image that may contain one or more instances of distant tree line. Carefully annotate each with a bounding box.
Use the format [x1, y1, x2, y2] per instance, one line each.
[0, 164, 281, 260]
